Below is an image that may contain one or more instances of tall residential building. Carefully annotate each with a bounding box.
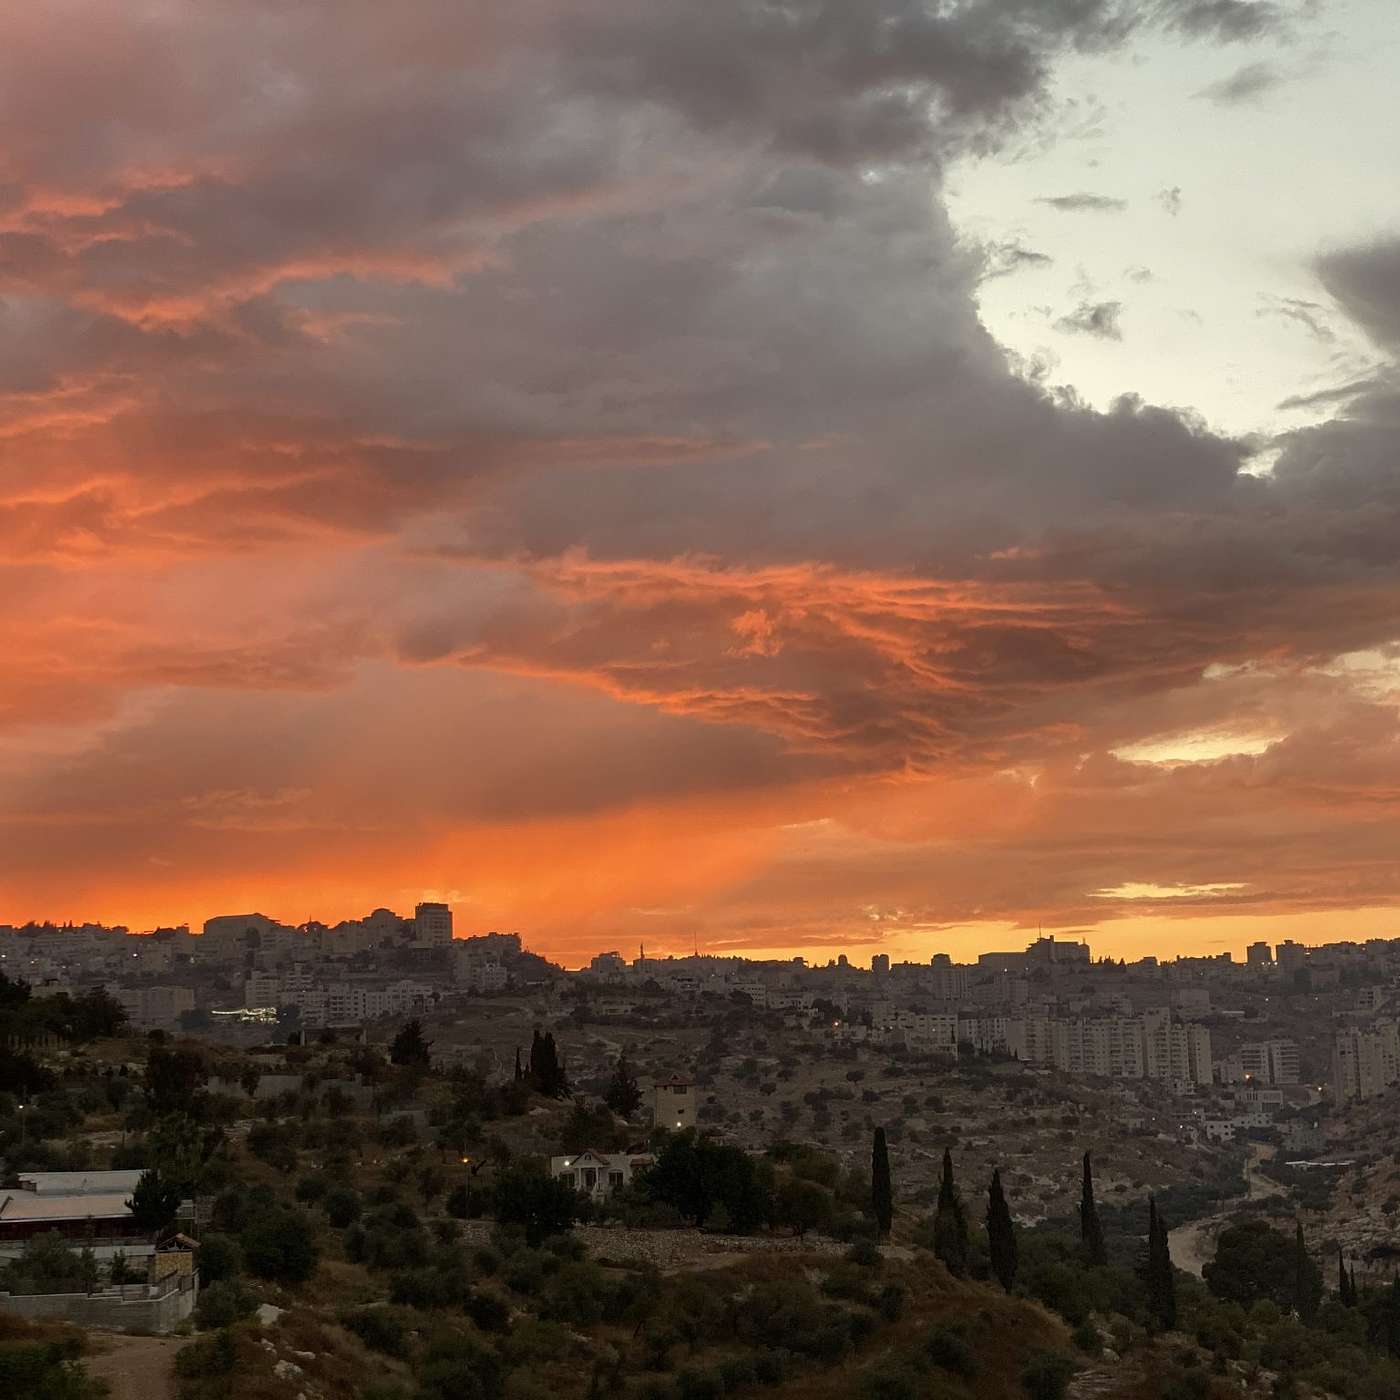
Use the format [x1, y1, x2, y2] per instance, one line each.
[871, 953, 890, 975]
[1246, 941, 1273, 969]
[413, 902, 454, 947]
[1142, 1007, 1212, 1086]
[1332, 1023, 1400, 1102]
[1275, 940, 1307, 971]
[1240, 1039, 1300, 1086]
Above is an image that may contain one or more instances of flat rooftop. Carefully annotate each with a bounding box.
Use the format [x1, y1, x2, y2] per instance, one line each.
[1, 1193, 135, 1223]
[19, 1171, 144, 1197]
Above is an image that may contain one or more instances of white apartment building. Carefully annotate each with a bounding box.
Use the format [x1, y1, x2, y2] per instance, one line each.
[1006, 1009, 1210, 1087]
[111, 985, 195, 1029]
[958, 1015, 1014, 1054]
[928, 965, 971, 1001]
[297, 979, 435, 1030]
[1332, 1022, 1400, 1102]
[1239, 1039, 1300, 1086]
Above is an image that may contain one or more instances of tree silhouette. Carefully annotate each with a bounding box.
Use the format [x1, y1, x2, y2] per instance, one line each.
[871, 1127, 893, 1237]
[987, 1167, 1017, 1291]
[389, 1018, 432, 1067]
[528, 1029, 569, 1098]
[494, 1163, 580, 1246]
[1145, 1196, 1176, 1332]
[1293, 1220, 1322, 1320]
[933, 1146, 968, 1277]
[604, 1052, 642, 1119]
[1080, 1151, 1106, 1266]
[126, 1168, 184, 1232]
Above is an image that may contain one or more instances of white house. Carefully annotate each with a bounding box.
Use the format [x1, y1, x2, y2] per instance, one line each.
[549, 1150, 653, 1201]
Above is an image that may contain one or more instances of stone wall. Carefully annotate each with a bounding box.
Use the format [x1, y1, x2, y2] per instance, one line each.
[453, 1219, 853, 1269]
[0, 1274, 197, 1333]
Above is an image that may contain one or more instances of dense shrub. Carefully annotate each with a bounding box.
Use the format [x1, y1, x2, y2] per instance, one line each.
[1022, 1350, 1076, 1400]
[241, 1208, 319, 1284]
[340, 1305, 412, 1359]
[195, 1280, 255, 1330]
[195, 1233, 241, 1284]
[324, 1188, 362, 1229]
[925, 1324, 976, 1377]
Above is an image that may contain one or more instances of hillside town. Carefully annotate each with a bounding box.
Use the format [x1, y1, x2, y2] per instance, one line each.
[5, 911, 1400, 1110]
[10, 915, 1400, 1400]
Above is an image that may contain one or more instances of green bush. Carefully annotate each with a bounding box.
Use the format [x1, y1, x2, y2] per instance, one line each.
[925, 1323, 976, 1377]
[416, 1332, 502, 1400]
[340, 1305, 411, 1359]
[1022, 1350, 1076, 1400]
[860, 1358, 927, 1400]
[194, 1279, 255, 1330]
[240, 1207, 319, 1284]
[196, 1234, 241, 1284]
[324, 1188, 362, 1228]
[175, 1330, 238, 1379]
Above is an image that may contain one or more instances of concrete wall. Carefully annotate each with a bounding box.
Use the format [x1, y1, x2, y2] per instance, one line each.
[0, 1275, 197, 1333]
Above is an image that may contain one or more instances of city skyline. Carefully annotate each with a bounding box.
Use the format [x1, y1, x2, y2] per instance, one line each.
[0, 903, 1372, 974]
[6, 2, 1400, 966]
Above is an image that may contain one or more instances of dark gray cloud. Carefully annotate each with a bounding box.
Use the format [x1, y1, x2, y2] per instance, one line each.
[1258, 295, 1336, 342]
[1036, 192, 1128, 212]
[1317, 239, 1400, 352]
[1056, 300, 1125, 339]
[1194, 60, 1287, 104]
[3, 0, 1400, 944]
[980, 239, 1054, 278]
[1162, 0, 1289, 41]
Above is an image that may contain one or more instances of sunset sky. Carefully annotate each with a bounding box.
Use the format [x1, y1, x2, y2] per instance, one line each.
[4, 0, 1400, 966]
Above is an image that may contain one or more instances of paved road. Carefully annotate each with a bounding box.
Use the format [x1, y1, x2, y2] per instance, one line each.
[1169, 1144, 1283, 1278]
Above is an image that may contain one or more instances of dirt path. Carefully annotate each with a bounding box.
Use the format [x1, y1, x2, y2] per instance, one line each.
[1169, 1144, 1283, 1278]
[85, 1331, 186, 1400]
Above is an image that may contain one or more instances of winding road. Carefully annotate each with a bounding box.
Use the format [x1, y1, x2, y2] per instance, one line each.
[1168, 1143, 1283, 1277]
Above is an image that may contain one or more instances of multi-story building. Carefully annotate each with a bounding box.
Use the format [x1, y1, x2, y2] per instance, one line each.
[413, 902, 453, 947]
[588, 951, 628, 979]
[653, 1076, 694, 1130]
[111, 985, 196, 1029]
[1239, 1039, 1300, 1086]
[1332, 1022, 1400, 1101]
[1142, 1008, 1212, 1086]
[928, 964, 970, 1001]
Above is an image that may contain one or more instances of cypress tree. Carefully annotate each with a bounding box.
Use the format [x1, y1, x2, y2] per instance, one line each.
[987, 1167, 1018, 1291]
[871, 1128, 893, 1237]
[933, 1147, 968, 1277]
[1080, 1151, 1107, 1266]
[604, 1052, 642, 1119]
[513, 1046, 523, 1082]
[1338, 1247, 1355, 1307]
[526, 1030, 569, 1098]
[1294, 1221, 1320, 1320]
[1145, 1196, 1176, 1332]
